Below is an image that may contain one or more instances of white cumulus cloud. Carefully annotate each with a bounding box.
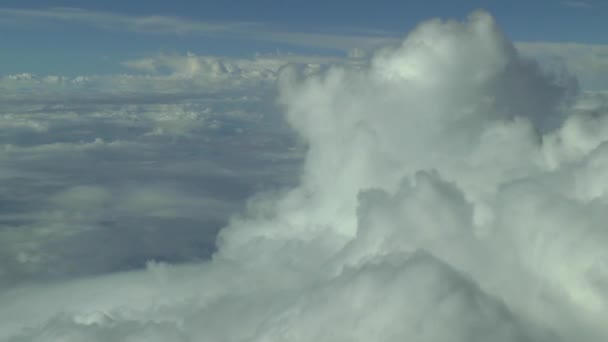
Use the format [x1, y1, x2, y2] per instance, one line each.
[3, 10, 608, 342]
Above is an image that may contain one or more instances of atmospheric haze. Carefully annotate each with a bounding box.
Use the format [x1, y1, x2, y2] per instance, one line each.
[3, 10, 608, 342]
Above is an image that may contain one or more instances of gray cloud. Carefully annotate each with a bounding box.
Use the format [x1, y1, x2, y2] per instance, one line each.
[517, 42, 608, 90]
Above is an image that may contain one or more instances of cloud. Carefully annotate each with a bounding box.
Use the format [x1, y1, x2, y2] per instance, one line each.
[0, 86, 302, 289]
[517, 42, 608, 90]
[0, 7, 259, 34]
[0, 7, 399, 53]
[4, 9, 608, 342]
[1, 7, 606, 90]
[561, 0, 593, 8]
[0, 53, 351, 107]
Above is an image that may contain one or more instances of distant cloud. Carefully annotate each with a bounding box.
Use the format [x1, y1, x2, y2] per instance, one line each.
[0, 81, 303, 289]
[561, 0, 593, 8]
[0, 53, 351, 107]
[0, 7, 399, 53]
[0, 53, 317, 290]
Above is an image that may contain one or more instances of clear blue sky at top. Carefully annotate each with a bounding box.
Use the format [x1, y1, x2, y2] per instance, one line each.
[1, 0, 606, 75]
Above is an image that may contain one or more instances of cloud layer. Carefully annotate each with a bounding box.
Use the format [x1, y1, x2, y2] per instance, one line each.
[0, 69, 302, 288]
[3, 10, 608, 341]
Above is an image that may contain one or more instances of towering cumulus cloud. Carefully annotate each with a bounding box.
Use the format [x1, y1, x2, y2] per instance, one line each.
[3, 10, 608, 342]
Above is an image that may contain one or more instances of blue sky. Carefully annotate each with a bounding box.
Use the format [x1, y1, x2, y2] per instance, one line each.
[1, 0, 607, 75]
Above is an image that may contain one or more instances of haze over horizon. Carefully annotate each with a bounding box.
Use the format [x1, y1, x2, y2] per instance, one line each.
[2, 2, 608, 341]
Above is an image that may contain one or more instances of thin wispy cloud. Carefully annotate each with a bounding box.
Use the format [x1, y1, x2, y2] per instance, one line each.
[0, 7, 400, 52]
[561, 0, 593, 8]
[0, 7, 253, 34]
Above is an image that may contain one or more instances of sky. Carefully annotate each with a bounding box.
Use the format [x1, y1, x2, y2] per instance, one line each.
[1, 0, 608, 75]
[2, 1, 608, 342]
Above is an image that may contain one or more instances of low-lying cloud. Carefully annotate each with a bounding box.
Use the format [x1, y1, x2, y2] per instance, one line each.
[0, 93, 301, 288]
[3, 10, 608, 341]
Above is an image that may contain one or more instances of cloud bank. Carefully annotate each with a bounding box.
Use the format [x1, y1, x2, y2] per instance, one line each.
[3, 10, 608, 341]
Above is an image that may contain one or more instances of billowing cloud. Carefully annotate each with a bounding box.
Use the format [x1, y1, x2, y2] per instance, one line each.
[3, 10, 608, 342]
